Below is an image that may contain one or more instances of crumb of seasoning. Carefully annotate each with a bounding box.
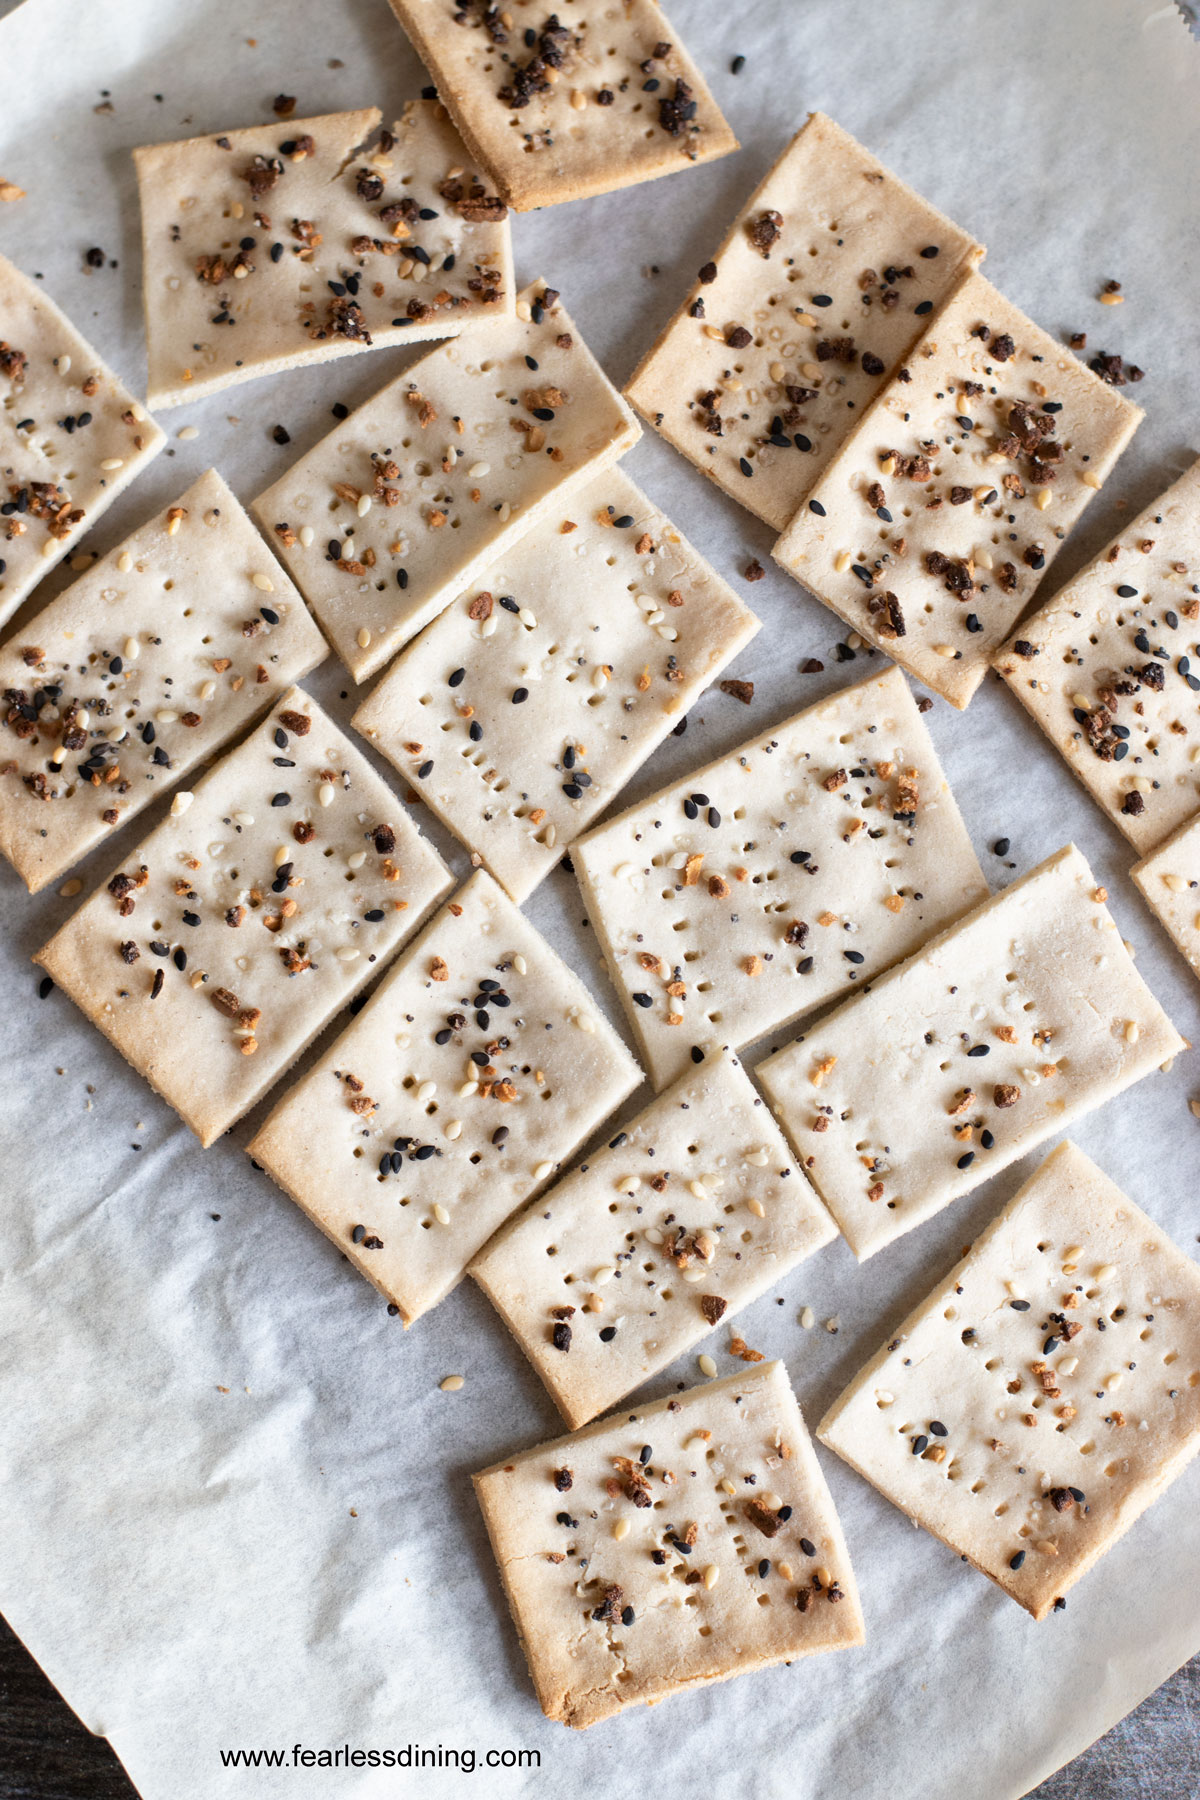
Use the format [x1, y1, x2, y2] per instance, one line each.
[1068, 331, 1087, 349]
[1099, 279, 1123, 305]
[272, 424, 291, 445]
[730, 54, 746, 74]
[992, 837, 1010, 857]
[800, 658, 824, 674]
[1189, 1098, 1200, 1121]
[719, 678, 755, 704]
[83, 246, 106, 270]
[439, 1374, 465, 1392]
[0, 180, 24, 203]
[272, 93, 297, 116]
[743, 558, 765, 582]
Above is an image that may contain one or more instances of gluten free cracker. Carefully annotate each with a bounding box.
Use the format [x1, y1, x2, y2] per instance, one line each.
[772, 270, 1143, 708]
[625, 111, 984, 532]
[758, 844, 1186, 1262]
[573, 664, 986, 1092]
[352, 466, 759, 902]
[255, 278, 639, 682]
[818, 1140, 1200, 1621]
[1130, 811, 1200, 985]
[473, 1360, 863, 1729]
[0, 469, 327, 894]
[0, 254, 165, 631]
[247, 869, 641, 1325]
[471, 1053, 835, 1429]
[133, 101, 514, 410]
[384, 0, 737, 212]
[34, 687, 451, 1147]
[994, 458, 1200, 853]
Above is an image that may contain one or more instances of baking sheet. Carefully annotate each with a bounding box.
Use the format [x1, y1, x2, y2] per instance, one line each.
[1, 2, 1199, 1797]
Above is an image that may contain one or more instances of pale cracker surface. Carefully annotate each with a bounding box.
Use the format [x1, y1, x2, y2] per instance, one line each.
[471, 1053, 835, 1427]
[254, 278, 640, 681]
[247, 869, 641, 1324]
[994, 457, 1200, 853]
[818, 1140, 1200, 1621]
[352, 464, 759, 902]
[385, 0, 737, 212]
[1130, 811, 1200, 985]
[758, 844, 1186, 1262]
[573, 664, 987, 1091]
[134, 102, 514, 409]
[473, 1360, 863, 1728]
[772, 269, 1143, 708]
[0, 469, 327, 894]
[0, 254, 165, 630]
[34, 687, 451, 1146]
[625, 110, 984, 531]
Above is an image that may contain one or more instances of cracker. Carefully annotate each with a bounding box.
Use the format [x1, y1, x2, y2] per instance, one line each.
[0, 254, 165, 631]
[758, 844, 1185, 1263]
[772, 270, 1143, 708]
[34, 687, 451, 1147]
[625, 111, 984, 532]
[352, 466, 759, 902]
[133, 101, 515, 410]
[255, 278, 639, 682]
[471, 1054, 835, 1428]
[0, 470, 327, 894]
[994, 458, 1200, 852]
[573, 664, 986, 1092]
[247, 869, 641, 1324]
[473, 1360, 863, 1728]
[1130, 812, 1200, 985]
[819, 1140, 1200, 1620]
[384, 1, 736, 213]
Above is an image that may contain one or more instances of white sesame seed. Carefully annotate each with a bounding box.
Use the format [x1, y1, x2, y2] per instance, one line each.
[274, 846, 290, 867]
[157, 709, 178, 724]
[439, 1375, 464, 1391]
[574, 1012, 595, 1033]
[416, 1080, 437, 1102]
[99, 458, 124, 471]
[123, 637, 140, 660]
[747, 1197, 766, 1219]
[55, 355, 71, 374]
[117, 551, 133, 573]
[356, 628, 372, 649]
[702, 1563, 720, 1589]
[468, 462, 490, 478]
[299, 525, 314, 547]
[357, 494, 372, 518]
[177, 426, 199, 441]
[336, 947, 360, 963]
[318, 782, 336, 807]
[58, 878, 83, 897]
[1095, 1262, 1117, 1282]
[698, 1354, 717, 1377]
[233, 811, 254, 827]
[744, 1147, 769, 1167]
[533, 1160, 553, 1181]
[458, 1080, 479, 1098]
[347, 850, 367, 869]
[199, 681, 215, 700]
[616, 1176, 641, 1195]
[251, 572, 275, 592]
[445, 1119, 463, 1140]
[612, 1517, 630, 1540]
[512, 954, 527, 975]
[800, 1306, 814, 1329]
[592, 1265, 616, 1285]
[433, 1202, 450, 1224]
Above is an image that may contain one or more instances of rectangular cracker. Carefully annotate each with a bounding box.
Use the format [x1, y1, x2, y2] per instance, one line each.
[247, 869, 641, 1324]
[994, 458, 1200, 852]
[473, 1360, 863, 1729]
[352, 466, 760, 902]
[34, 687, 451, 1146]
[255, 278, 640, 681]
[0, 254, 165, 631]
[133, 101, 515, 409]
[758, 844, 1185, 1263]
[772, 270, 1143, 708]
[385, 0, 737, 212]
[573, 664, 987, 1092]
[471, 1053, 835, 1428]
[625, 111, 984, 532]
[818, 1140, 1200, 1620]
[1131, 812, 1200, 984]
[0, 469, 327, 894]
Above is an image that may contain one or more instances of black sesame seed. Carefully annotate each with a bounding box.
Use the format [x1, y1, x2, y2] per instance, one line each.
[417, 760, 433, 779]
[691, 1046, 704, 1064]
[1010, 1551, 1026, 1571]
[911, 1435, 928, 1455]
[812, 295, 832, 307]
[397, 568, 409, 589]
[993, 837, 1010, 856]
[632, 992, 653, 1008]
[449, 667, 465, 687]
[956, 1151, 975, 1170]
[1043, 1336, 1060, 1355]
[844, 949, 864, 965]
[271, 792, 290, 807]
[739, 457, 754, 478]
[966, 1044, 989, 1057]
[799, 1537, 816, 1557]
[794, 433, 813, 452]
[790, 849, 811, 864]
[512, 687, 529, 704]
[929, 1421, 948, 1436]
[621, 1605, 635, 1627]
[708, 807, 721, 828]
[1116, 585, 1137, 598]
[809, 499, 826, 516]
[1010, 1299, 1030, 1311]
[613, 515, 635, 529]
[981, 1130, 994, 1150]
[915, 300, 933, 315]
[920, 245, 940, 259]
[599, 1325, 617, 1342]
[757, 1559, 770, 1578]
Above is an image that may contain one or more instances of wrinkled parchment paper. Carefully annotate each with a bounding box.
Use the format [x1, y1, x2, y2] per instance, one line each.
[2, 2, 1200, 1796]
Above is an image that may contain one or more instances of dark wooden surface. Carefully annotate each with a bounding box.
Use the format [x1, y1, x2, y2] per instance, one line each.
[1, 1613, 1197, 1798]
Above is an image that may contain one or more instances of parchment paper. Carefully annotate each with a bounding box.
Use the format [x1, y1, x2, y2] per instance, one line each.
[2, 3, 1199, 1797]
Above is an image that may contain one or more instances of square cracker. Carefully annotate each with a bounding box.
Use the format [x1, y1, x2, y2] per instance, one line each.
[471, 1053, 835, 1429]
[473, 1360, 863, 1729]
[352, 465, 760, 903]
[0, 254, 165, 631]
[994, 458, 1200, 853]
[757, 844, 1185, 1263]
[772, 270, 1143, 708]
[818, 1140, 1200, 1620]
[247, 869, 641, 1324]
[573, 664, 987, 1092]
[133, 101, 515, 410]
[34, 687, 451, 1147]
[384, 0, 737, 212]
[255, 278, 639, 682]
[1130, 812, 1200, 985]
[625, 111, 984, 532]
[0, 469, 327, 895]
